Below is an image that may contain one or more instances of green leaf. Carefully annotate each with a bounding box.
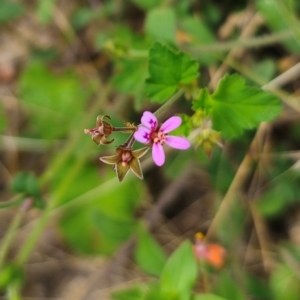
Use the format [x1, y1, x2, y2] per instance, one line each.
[192, 88, 212, 113]
[112, 59, 148, 109]
[145, 8, 176, 44]
[144, 285, 163, 300]
[245, 273, 272, 300]
[160, 240, 198, 300]
[36, 0, 56, 24]
[269, 263, 300, 300]
[145, 43, 199, 103]
[26, 173, 45, 209]
[0, 1, 25, 24]
[0, 103, 7, 132]
[179, 17, 217, 65]
[257, 162, 300, 217]
[213, 270, 245, 300]
[210, 74, 281, 139]
[111, 284, 148, 300]
[250, 59, 276, 82]
[130, 0, 163, 10]
[71, 7, 97, 29]
[0, 264, 24, 290]
[93, 210, 136, 243]
[11, 172, 28, 194]
[11, 172, 44, 209]
[59, 170, 144, 255]
[194, 294, 228, 300]
[19, 61, 90, 139]
[134, 224, 167, 276]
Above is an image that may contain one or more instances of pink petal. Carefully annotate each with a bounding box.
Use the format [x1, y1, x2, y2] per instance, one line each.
[134, 127, 151, 144]
[165, 136, 190, 149]
[160, 116, 182, 133]
[141, 111, 158, 130]
[152, 143, 165, 166]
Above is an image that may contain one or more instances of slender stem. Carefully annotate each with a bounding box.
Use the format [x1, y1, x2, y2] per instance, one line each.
[186, 30, 294, 54]
[7, 286, 21, 300]
[0, 194, 25, 209]
[14, 99, 108, 265]
[128, 49, 148, 58]
[0, 208, 25, 269]
[0, 135, 63, 152]
[206, 123, 268, 239]
[123, 132, 136, 149]
[15, 203, 52, 265]
[274, 0, 300, 49]
[16, 145, 89, 265]
[263, 62, 300, 90]
[127, 31, 294, 59]
[113, 127, 136, 132]
[154, 89, 184, 118]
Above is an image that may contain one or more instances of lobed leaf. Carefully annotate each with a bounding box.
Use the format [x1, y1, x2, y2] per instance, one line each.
[145, 43, 199, 103]
[193, 74, 281, 139]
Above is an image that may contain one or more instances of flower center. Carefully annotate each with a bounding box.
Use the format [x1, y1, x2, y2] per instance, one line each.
[121, 151, 132, 167]
[151, 130, 166, 145]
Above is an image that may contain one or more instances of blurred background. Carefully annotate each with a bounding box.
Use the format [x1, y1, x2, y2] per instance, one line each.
[1, 0, 300, 299]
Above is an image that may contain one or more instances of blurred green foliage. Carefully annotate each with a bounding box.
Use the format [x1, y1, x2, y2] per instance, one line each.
[0, 1, 24, 24]
[11, 172, 44, 209]
[0, 104, 7, 132]
[160, 241, 198, 300]
[134, 223, 167, 276]
[256, 0, 300, 53]
[19, 61, 91, 139]
[0, 264, 24, 291]
[145, 8, 176, 44]
[146, 43, 199, 102]
[269, 263, 300, 300]
[1, 0, 300, 298]
[59, 176, 144, 255]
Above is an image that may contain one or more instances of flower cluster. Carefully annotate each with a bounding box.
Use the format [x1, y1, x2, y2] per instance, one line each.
[190, 112, 223, 158]
[84, 111, 190, 181]
[134, 111, 190, 166]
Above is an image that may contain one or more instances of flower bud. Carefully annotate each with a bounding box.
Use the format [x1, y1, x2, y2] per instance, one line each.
[84, 115, 114, 145]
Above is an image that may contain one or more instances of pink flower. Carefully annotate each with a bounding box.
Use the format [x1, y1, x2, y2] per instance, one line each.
[134, 111, 190, 166]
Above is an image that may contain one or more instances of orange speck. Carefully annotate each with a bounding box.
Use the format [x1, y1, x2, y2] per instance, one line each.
[205, 244, 226, 268]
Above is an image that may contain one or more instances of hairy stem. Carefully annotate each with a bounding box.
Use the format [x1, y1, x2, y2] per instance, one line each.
[113, 127, 136, 132]
[154, 89, 184, 118]
[0, 208, 25, 269]
[0, 194, 25, 209]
